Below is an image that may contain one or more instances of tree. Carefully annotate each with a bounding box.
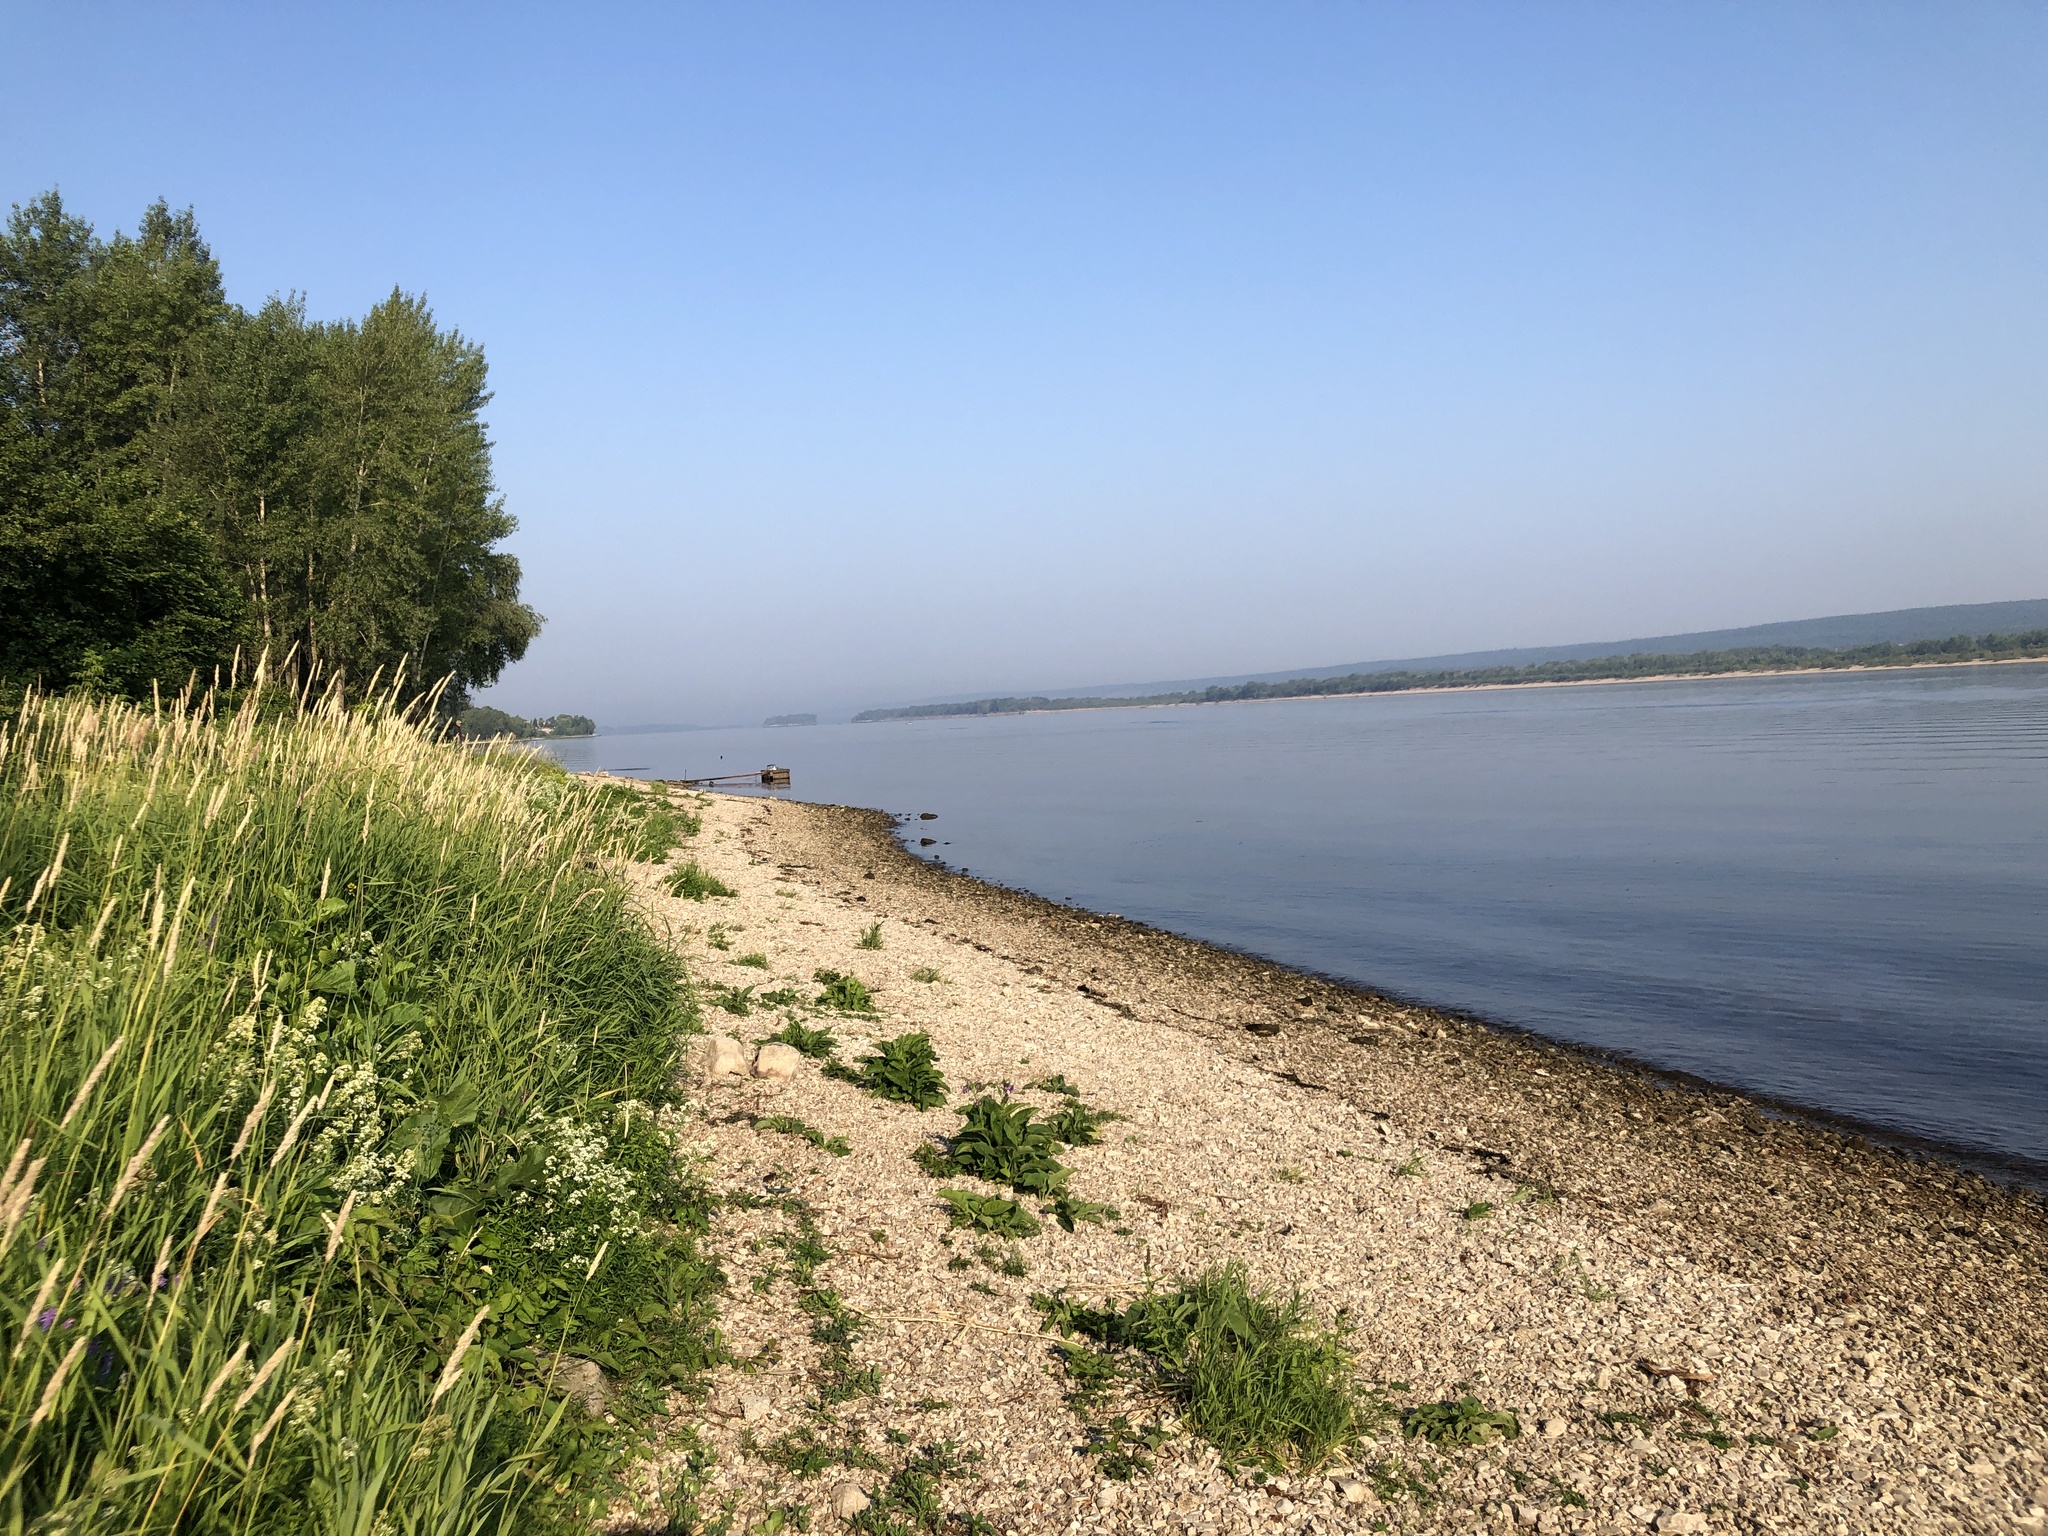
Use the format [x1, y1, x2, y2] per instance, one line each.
[0, 191, 541, 710]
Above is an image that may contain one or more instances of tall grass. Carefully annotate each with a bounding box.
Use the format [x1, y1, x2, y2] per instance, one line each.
[0, 680, 713, 1533]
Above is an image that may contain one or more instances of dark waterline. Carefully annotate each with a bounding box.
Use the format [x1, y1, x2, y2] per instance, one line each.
[542, 665, 2048, 1180]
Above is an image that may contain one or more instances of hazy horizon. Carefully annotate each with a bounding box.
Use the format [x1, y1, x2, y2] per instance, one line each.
[13, 3, 2048, 724]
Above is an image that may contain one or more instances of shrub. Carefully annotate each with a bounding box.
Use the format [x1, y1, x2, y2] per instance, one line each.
[762, 1019, 839, 1059]
[933, 1095, 1070, 1195]
[935, 1189, 1041, 1239]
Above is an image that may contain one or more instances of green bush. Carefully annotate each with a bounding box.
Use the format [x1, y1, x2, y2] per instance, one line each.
[935, 1189, 1041, 1239]
[933, 1096, 1070, 1195]
[811, 969, 874, 1012]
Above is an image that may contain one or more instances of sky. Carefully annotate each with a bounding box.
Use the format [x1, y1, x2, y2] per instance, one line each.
[10, 3, 2048, 724]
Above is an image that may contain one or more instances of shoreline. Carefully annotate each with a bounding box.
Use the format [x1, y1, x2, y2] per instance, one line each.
[624, 785, 2048, 1534]
[857, 652, 2048, 724]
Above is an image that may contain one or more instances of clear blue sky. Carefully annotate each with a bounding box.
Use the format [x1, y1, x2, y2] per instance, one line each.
[11, 3, 2047, 722]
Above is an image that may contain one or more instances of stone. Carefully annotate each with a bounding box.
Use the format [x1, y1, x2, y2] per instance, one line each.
[829, 1482, 870, 1521]
[1515, 1503, 1540, 1527]
[740, 1392, 773, 1422]
[1654, 1513, 1707, 1535]
[699, 1034, 749, 1083]
[1967, 1459, 1997, 1477]
[2032, 1485, 2048, 1510]
[541, 1354, 609, 1416]
[1594, 1366, 1614, 1390]
[1628, 1437, 1657, 1455]
[1097, 1485, 1121, 1508]
[753, 1042, 802, 1080]
[1541, 1416, 1568, 1437]
[1333, 1476, 1370, 1506]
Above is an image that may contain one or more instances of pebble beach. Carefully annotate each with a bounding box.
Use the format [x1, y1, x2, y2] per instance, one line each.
[618, 786, 2048, 1535]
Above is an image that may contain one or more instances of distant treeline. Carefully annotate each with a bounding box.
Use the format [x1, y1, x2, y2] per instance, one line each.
[763, 712, 817, 727]
[853, 629, 2048, 723]
[458, 706, 594, 739]
[1, 191, 537, 710]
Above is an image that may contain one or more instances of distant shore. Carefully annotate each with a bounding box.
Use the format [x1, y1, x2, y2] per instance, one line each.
[857, 646, 2048, 724]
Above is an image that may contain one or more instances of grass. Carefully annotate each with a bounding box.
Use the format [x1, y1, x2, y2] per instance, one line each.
[706, 922, 735, 951]
[1033, 1263, 1374, 1474]
[825, 1033, 946, 1110]
[760, 1019, 838, 1060]
[908, 967, 944, 984]
[732, 952, 770, 969]
[663, 861, 735, 901]
[855, 923, 883, 950]
[0, 682, 720, 1533]
[712, 983, 758, 1016]
[812, 969, 875, 1013]
[756, 1116, 851, 1157]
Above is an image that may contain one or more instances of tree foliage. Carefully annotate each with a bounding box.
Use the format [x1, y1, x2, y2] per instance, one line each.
[0, 190, 539, 708]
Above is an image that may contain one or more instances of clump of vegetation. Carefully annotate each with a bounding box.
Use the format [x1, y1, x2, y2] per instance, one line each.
[734, 951, 771, 969]
[1044, 1193, 1120, 1232]
[909, 966, 945, 983]
[665, 860, 736, 900]
[1401, 1396, 1521, 1446]
[856, 922, 884, 950]
[0, 684, 719, 1532]
[706, 921, 735, 950]
[813, 968, 876, 1012]
[930, 1096, 1070, 1195]
[936, 1189, 1041, 1239]
[851, 1442, 982, 1534]
[827, 1032, 947, 1110]
[1033, 1263, 1375, 1473]
[712, 983, 759, 1016]
[757, 1116, 852, 1157]
[763, 1019, 839, 1059]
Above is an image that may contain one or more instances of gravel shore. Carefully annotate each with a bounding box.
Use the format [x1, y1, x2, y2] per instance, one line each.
[619, 788, 2047, 1535]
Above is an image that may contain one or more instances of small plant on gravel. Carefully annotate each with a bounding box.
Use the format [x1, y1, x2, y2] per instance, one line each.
[1027, 1072, 1083, 1097]
[666, 860, 736, 899]
[1393, 1150, 1426, 1177]
[735, 951, 771, 968]
[910, 966, 945, 983]
[1275, 1166, 1306, 1184]
[1033, 1262, 1376, 1473]
[1043, 1193, 1120, 1232]
[757, 1115, 852, 1156]
[1084, 1416, 1176, 1480]
[714, 983, 759, 1016]
[827, 1031, 948, 1108]
[760, 987, 800, 1006]
[1460, 1201, 1495, 1221]
[856, 921, 885, 949]
[1045, 1096, 1119, 1146]
[1400, 1396, 1521, 1446]
[936, 1188, 1042, 1239]
[852, 1441, 980, 1535]
[708, 921, 735, 949]
[934, 1095, 1071, 1195]
[764, 1018, 840, 1058]
[813, 968, 877, 1012]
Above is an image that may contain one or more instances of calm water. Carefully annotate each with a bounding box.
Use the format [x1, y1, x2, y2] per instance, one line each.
[544, 665, 2048, 1177]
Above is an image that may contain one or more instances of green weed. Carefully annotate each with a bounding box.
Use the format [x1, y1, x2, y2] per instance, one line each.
[1043, 1194, 1119, 1232]
[734, 952, 771, 969]
[714, 983, 759, 1016]
[936, 1189, 1041, 1239]
[909, 967, 945, 984]
[756, 1116, 852, 1157]
[1460, 1201, 1494, 1221]
[666, 861, 737, 900]
[1033, 1262, 1375, 1472]
[1276, 1166, 1306, 1184]
[762, 1019, 839, 1059]
[855, 922, 884, 950]
[708, 921, 735, 950]
[930, 1095, 1070, 1194]
[812, 969, 876, 1012]
[1393, 1151, 1426, 1177]
[1401, 1397, 1521, 1446]
[828, 1032, 947, 1110]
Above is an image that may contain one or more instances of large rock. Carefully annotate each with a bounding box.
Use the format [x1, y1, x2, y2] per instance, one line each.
[829, 1482, 869, 1521]
[697, 1035, 749, 1084]
[753, 1042, 802, 1081]
[1653, 1514, 1708, 1535]
[540, 1355, 609, 1416]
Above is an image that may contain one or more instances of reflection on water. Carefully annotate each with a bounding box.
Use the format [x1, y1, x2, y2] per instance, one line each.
[544, 665, 2048, 1176]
